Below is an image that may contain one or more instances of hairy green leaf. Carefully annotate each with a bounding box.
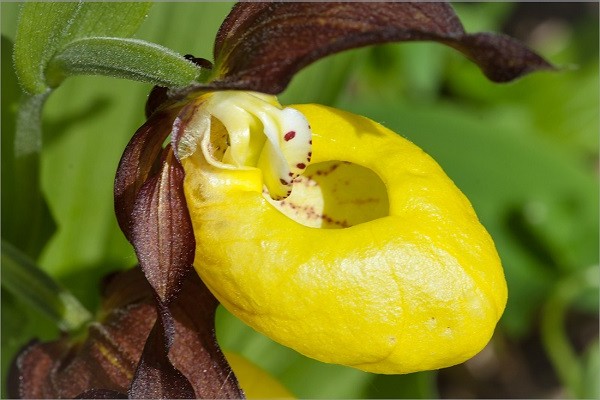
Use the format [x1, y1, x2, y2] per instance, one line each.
[14, 2, 152, 94]
[46, 37, 205, 88]
[1, 36, 55, 258]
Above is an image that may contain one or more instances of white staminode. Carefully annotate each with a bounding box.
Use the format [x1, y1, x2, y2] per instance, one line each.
[178, 91, 312, 200]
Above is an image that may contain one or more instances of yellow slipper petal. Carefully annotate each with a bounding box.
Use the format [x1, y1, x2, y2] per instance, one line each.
[180, 94, 507, 374]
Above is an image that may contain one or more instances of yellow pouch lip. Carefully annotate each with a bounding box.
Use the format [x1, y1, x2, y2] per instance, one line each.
[182, 102, 507, 374]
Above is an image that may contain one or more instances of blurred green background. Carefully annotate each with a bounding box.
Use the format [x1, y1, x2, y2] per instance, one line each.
[2, 2, 598, 398]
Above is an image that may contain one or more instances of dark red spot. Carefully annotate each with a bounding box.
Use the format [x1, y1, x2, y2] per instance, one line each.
[308, 152, 312, 157]
[309, 140, 312, 144]
[288, 172, 294, 177]
[296, 163, 306, 169]
[279, 178, 287, 185]
[284, 131, 296, 141]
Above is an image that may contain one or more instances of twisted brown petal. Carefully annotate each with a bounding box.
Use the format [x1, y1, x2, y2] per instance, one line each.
[8, 267, 243, 399]
[8, 269, 156, 398]
[114, 110, 177, 242]
[129, 305, 196, 399]
[124, 145, 200, 397]
[129, 145, 194, 304]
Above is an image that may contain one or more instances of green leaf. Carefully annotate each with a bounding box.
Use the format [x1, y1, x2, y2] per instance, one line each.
[582, 340, 600, 399]
[14, 2, 79, 94]
[62, 2, 152, 39]
[1, 240, 92, 332]
[361, 371, 438, 399]
[1, 36, 56, 258]
[541, 266, 599, 397]
[14, 2, 152, 94]
[46, 37, 206, 88]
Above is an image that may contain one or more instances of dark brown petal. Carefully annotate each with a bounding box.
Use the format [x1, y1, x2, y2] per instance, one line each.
[170, 270, 244, 398]
[444, 32, 555, 82]
[129, 145, 195, 305]
[129, 306, 196, 399]
[76, 389, 128, 399]
[9, 267, 243, 399]
[125, 145, 200, 398]
[210, 2, 555, 94]
[8, 339, 69, 399]
[115, 101, 203, 399]
[8, 272, 156, 399]
[114, 110, 177, 242]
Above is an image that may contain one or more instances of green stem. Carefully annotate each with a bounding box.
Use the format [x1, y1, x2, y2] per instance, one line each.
[9, 93, 58, 258]
[15, 92, 48, 157]
[1, 239, 92, 332]
[540, 265, 599, 398]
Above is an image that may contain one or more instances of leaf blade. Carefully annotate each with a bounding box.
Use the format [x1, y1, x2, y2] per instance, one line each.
[14, 2, 80, 94]
[1, 36, 56, 258]
[46, 37, 206, 88]
[64, 2, 152, 39]
[1, 240, 92, 332]
[13, 2, 152, 94]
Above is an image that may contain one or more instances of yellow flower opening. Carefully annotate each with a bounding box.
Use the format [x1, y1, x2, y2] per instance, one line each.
[179, 91, 507, 374]
[177, 91, 312, 200]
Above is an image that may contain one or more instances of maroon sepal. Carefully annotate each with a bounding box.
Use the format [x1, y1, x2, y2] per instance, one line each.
[76, 389, 128, 399]
[157, 2, 556, 116]
[114, 110, 178, 242]
[129, 145, 195, 305]
[114, 75, 219, 398]
[207, 2, 555, 94]
[129, 305, 195, 399]
[8, 267, 243, 399]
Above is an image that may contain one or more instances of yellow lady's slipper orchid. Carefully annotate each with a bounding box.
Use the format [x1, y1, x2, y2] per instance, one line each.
[179, 91, 507, 374]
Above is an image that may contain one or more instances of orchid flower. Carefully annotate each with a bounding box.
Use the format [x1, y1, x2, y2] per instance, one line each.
[10, 2, 555, 398]
[116, 1, 554, 394]
[178, 93, 507, 373]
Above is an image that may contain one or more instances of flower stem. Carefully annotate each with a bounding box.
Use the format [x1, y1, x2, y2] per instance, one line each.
[1, 239, 92, 332]
[540, 265, 599, 398]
